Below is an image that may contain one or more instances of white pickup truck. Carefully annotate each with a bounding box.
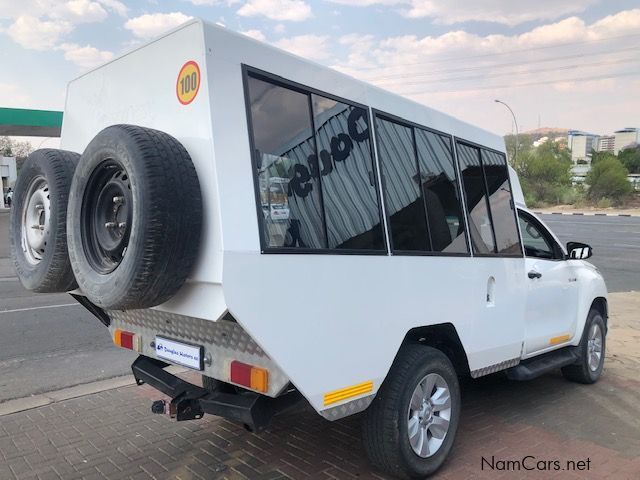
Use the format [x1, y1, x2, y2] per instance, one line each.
[10, 20, 607, 479]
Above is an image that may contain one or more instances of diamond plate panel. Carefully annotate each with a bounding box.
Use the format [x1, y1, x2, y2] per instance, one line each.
[108, 309, 290, 397]
[319, 394, 375, 421]
[470, 357, 520, 378]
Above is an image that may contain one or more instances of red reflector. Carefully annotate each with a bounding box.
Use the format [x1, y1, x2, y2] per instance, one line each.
[230, 361, 252, 388]
[120, 331, 135, 350]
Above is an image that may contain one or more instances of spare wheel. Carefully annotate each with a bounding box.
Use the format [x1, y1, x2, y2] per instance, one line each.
[10, 149, 79, 292]
[67, 124, 202, 310]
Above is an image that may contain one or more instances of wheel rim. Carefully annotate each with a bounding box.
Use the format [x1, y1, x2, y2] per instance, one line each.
[587, 322, 603, 371]
[407, 373, 452, 458]
[21, 176, 50, 265]
[81, 160, 132, 274]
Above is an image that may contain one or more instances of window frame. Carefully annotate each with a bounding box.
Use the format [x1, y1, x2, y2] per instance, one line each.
[517, 209, 566, 261]
[372, 109, 471, 257]
[453, 137, 524, 258]
[241, 64, 388, 255]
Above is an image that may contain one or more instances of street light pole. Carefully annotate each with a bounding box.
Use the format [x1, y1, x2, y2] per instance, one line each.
[494, 99, 518, 163]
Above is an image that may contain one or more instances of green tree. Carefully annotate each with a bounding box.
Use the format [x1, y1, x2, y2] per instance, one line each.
[586, 156, 632, 204]
[0, 136, 33, 158]
[590, 150, 617, 166]
[517, 139, 573, 206]
[618, 145, 640, 174]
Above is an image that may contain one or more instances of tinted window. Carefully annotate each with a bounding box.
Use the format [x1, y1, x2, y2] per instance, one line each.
[376, 117, 430, 251]
[415, 129, 468, 253]
[247, 76, 325, 249]
[481, 150, 521, 255]
[311, 95, 384, 250]
[518, 211, 555, 259]
[456, 143, 495, 254]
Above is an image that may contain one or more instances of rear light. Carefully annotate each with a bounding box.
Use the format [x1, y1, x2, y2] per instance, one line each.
[113, 329, 141, 352]
[229, 360, 269, 393]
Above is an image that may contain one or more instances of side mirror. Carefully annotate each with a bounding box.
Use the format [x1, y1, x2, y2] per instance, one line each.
[567, 242, 593, 259]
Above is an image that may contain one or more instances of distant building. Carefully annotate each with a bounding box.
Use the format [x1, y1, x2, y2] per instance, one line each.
[596, 135, 615, 153]
[1, 156, 17, 208]
[567, 130, 599, 163]
[614, 128, 640, 155]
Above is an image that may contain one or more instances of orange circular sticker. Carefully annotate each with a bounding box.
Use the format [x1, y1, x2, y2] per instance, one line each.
[176, 61, 200, 105]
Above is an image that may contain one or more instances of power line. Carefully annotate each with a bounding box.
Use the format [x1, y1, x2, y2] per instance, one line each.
[345, 32, 640, 72]
[369, 44, 640, 84]
[376, 56, 640, 88]
[394, 70, 640, 96]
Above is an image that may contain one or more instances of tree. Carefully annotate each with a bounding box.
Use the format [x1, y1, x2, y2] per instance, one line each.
[0, 136, 33, 158]
[618, 145, 640, 174]
[517, 139, 573, 205]
[586, 156, 632, 204]
[590, 150, 617, 166]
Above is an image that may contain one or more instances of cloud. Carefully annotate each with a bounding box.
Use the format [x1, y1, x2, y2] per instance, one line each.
[53, 0, 108, 23]
[124, 12, 193, 39]
[7, 16, 73, 50]
[241, 29, 266, 41]
[59, 43, 114, 68]
[97, 0, 128, 16]
[237, 0, 312, 22]
[0, 83, 33, 108]
[274, 34, 331, 61]
[326, 0, 598, 26]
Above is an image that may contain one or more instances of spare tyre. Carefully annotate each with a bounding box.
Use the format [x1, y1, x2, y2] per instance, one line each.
[10, 149, 79, 292]
[67, 124, 202, 310]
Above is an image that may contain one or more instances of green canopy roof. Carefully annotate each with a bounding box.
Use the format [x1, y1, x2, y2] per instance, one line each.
[0, 108, 63, 137]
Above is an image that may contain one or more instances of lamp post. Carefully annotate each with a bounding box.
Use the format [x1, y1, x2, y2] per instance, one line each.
[494, 99, 518, 163]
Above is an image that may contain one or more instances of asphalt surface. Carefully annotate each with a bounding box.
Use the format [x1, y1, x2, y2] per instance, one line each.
[540, 214, 640, 293]
[0, 210, 638, 404]
[0, 211, 136, 403]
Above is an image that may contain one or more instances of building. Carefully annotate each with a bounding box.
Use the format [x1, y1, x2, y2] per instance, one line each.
[567, 130, 599, 163]
[614, 128, 640, 155]
[596, 135, 615, 153]
[1, 156, 17, 208]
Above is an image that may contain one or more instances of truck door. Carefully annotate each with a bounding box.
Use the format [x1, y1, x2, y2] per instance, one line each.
[518, 210, 578, 355]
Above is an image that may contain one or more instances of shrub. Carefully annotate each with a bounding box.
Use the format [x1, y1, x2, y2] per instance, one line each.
[586, 157, 632, 205]
[618, 146, 640, 174]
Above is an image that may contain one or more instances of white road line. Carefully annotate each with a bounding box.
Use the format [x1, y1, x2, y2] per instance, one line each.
[613, 244, 640, 249]
[0, 303, 79, 314]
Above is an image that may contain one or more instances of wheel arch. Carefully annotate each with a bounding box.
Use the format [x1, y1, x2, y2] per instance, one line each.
[401, 323, 470, 377]
[590, 297, 608, 331]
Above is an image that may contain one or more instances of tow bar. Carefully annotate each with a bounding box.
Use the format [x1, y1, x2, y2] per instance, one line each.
[131, 356, 301, 431]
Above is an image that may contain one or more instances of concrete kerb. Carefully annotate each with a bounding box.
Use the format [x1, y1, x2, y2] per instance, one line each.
[0, 365, 187, 417]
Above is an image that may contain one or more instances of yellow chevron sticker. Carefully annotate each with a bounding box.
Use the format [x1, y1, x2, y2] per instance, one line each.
[324, 381, 373, 406]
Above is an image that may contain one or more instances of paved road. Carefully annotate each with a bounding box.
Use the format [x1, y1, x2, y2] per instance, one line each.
[0, 211, 638, 404]
[0, 211, 136, 403]
[539, 214, 640, 293]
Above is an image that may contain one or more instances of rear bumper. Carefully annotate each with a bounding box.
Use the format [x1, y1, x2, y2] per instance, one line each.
[131, 356, 301, 431]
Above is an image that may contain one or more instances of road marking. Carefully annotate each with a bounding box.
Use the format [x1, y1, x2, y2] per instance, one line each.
[0, 303, 79, 314]
[613, 244, 640, 249]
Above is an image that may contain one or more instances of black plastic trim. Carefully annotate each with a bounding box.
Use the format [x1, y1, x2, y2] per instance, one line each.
[69, 293, 110, 327]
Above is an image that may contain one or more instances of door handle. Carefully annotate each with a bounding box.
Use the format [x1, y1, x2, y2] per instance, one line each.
[528, 270, 542, 279]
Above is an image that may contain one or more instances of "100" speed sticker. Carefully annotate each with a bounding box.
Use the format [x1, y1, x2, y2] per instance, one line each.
[176, 60, 200, 105]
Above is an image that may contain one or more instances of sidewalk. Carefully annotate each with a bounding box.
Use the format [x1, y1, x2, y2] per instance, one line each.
[1, 292, 639, 480]
[533, 206, 640, 217]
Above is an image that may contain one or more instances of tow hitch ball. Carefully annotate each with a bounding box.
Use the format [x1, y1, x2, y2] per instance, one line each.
[151, 400, 167, 414]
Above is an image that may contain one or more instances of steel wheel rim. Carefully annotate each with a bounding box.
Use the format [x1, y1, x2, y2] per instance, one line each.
[587, 322, 603, 371]
[21, 176, 50, 265]
[407, 373, 452, 458]
[81, 160, 132, 274]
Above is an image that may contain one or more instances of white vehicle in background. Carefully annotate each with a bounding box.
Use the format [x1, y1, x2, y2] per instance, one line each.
[10, 20, 608, 478]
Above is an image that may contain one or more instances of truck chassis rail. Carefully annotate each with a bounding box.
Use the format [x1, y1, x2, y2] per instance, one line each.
[131, 356, 301, 431]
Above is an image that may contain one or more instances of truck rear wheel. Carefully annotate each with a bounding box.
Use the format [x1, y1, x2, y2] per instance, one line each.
[67, 125, 202, 309]
[561, 309, 605, 384]
[10, 149, 79, 292]
[363, 345, 460, 479]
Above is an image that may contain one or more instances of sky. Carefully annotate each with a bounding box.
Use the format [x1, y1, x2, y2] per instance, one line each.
[1, 0, 640, 148]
